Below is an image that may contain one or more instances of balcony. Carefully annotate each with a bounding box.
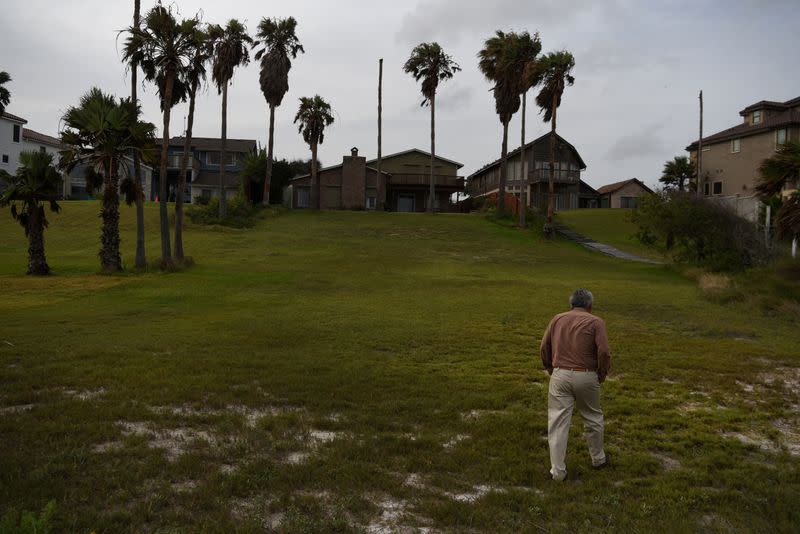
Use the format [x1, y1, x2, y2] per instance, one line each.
[528, 168, 580, 184]
[167, 154, 201, 170]
[389, 173, 465, 189]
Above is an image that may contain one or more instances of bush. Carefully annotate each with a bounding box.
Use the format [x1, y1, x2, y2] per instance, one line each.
[186, 195, 258, 228]
[631, 190, 770, 271]
[0, 501, 56, 534]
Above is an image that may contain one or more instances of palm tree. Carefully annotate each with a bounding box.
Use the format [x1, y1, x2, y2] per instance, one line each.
[122, 4, 197, 267]
[478, 31, 540, 214]
[60, 88, 156, 272]
[756, 141, 800, 256]
[517, 33, 543, 228]
[0, 151, 62, 275]
[175, 26, 212, 261]
[294, 95, 334, 210]
[533, 51, 575, 236]
[0, 71, 11, 115]
[209, 19, 252, 218]
[126, 0, 147, 269]
[403, 42, 460, 213]
[253, 17, 304, 206]
[660, 156, 694, 192]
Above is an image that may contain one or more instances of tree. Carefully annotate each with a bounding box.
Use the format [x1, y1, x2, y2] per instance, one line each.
[126, 0, 147, 270]
[60, 88, 156, 272]
[478, 31, 540, 214]
[175, 26, 212, 261]
[294, 95, 334, 210]
[253, 17, 304, 205]
[209, 19, 252, 218]
[533, 51, 575, 236]
[0, 152, 61, 275]
[123, 4, 198, 267]
[0, 71, 11, 116]
[756, 141, 800, 256]
[403, 42, 460, 213]
[660, 155, 694, 192]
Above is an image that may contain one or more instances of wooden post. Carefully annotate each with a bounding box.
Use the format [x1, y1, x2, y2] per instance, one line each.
[377, 58, 383, 210]
[697, 90, 703, 197]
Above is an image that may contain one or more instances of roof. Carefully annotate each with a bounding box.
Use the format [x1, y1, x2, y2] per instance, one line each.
[467, 132, 587, 180]
[191, 169, 241, 188]
[0, 111, 27, 124]
[156, 136, 257, 153]
[365, 148, 463, 169]
[290, 163, 390, 182]
[597, 178, 653, 195]
[22, 128, 63, 148]
[686, 109, 800, 150]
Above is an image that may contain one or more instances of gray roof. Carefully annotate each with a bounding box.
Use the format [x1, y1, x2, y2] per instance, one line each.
[157, 136, 257, 153]
[0, 111, 27, 124]
[365, 148, 463, 169]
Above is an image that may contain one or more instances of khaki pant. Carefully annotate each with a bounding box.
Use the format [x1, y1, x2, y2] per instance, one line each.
[547, 368, 606, 480]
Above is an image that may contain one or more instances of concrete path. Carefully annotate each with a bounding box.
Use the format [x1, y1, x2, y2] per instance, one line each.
[553, 223, 663, 264]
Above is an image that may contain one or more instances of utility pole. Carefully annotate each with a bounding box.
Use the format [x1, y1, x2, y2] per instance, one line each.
[697, 90, 703, 197]
[377, 58, 383, 210]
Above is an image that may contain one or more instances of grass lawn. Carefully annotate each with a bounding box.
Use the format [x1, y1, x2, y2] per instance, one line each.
[1, 201, 799, 533]
[556, 208, 664, 261]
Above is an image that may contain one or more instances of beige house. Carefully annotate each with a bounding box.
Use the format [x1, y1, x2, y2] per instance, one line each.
[686, 95, 800, 200]
[597, 178, 653, 208]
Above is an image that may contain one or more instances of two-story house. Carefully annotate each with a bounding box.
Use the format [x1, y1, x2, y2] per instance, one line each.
[154, 136, 257, 203]
[466, 132, 591, 211]
[686, 95, 800, 200]
[0, 111, 27, 190]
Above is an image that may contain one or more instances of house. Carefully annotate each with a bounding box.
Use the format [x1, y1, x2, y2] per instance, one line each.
[153, 136, 257, 203]
[596, 178, 653, 208]
[686, 95, 800, 199]
[0, 111, 27, 190]
[22, 128, 74, 198]
[466, 132, 589, 212]
[284, 147, 464, 212]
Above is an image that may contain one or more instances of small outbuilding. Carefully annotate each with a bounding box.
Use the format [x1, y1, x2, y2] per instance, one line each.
[597, 178, 653, 208]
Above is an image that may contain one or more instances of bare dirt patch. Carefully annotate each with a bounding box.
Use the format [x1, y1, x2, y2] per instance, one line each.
[63, 387, 106, 401]
[116, 421, 217, 461]
[651, 452, 681, 471]
[443, 434, 469, 449]
[460, 409, 504, 421]
[0, 404, 34, 415]
[773, 419, 800, 456]
[722, 432, 780, 454]
[445, 484, 505, 504]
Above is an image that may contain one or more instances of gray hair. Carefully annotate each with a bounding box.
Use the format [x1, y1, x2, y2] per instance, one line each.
[570, 288, 594, 309]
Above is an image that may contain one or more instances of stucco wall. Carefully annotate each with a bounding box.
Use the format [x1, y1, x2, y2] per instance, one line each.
[0, 118, 23, 176]
[609, 182, 651, 208]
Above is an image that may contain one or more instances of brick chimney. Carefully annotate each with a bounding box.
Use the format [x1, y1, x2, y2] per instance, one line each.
[342, 147, 366, 208]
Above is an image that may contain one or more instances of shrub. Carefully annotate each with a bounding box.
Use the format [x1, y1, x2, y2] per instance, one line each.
[631, 190, 770, 272]
[0, 500, 56, 534]
[186, 195, 258, 228]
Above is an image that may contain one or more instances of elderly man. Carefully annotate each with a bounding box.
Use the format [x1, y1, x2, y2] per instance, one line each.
[540, 288, 611, 481]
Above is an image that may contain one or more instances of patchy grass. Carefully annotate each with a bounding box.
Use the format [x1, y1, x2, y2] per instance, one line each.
[1, 201, 799, 532]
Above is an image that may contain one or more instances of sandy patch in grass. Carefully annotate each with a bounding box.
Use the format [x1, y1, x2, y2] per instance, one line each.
[651, 452, 681, 471]
[116, 421, 216, 461]
[460, 409, 504, 421]
[446, 484, 505, 504]
[722, 432, 780, 454]
[443, 434, 469, 449]
[773, 419, 800, 456]
[150, 403, 303, 428]
[63, 387, 106, 401]
[282, 429, 345, 465]
[171, 480, 198, 493]
[0, 404, 34, 415]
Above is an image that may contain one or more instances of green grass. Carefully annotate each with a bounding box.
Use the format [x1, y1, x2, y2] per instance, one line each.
[1, 201, 799, 533]
[556, 208, 664, 261]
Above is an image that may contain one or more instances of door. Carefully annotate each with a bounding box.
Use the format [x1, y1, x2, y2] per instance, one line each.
[398, 194, 415, 212]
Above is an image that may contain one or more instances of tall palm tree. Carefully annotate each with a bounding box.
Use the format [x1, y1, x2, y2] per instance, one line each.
[294, 95, 334, 210]
[478, 31, 540, 214]
[517, 33, 542, 228]
[0, 152, 62, 275]
[128, 0, 147, 270]
[0, 71, 11, 116]
[253, 17, 304, 206]
[60, 88, 156, 272]
[660, 156, 694, 191]
[533, 50, 575, 236]
[757, 141, 800, 256]
[403, 42, 460, 213]
[209, 19, 252, 218]
[122, 4, 197, 267]
[175, 26, 212, 261]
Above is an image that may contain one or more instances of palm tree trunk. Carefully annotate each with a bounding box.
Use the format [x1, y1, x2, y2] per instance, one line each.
[132, 0, 146, 269]
[175, 82, 196, 261]
[26, 203, 49, 275]
[429, 93, 435, 213]
[519, 91, 527, 228]
[546, 95, 558, 235]
[158, 71, 174, 265]
[311, 142, 319, 210]
[263, 104, 275, 206]
[219, 82, 228, 218]
[101, 158, 122, 272]
[499, 119, 509, 213]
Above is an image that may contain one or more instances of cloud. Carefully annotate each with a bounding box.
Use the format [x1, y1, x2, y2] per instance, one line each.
[606, 122, 670, 162]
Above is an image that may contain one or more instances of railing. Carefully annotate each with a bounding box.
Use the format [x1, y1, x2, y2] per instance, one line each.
[389, 173, 464, 188]
[167, 154, 201, 169]
[528, 169, 580, 184]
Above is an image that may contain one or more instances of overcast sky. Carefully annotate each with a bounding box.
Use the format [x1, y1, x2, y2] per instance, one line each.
[2, 0, 798, 189]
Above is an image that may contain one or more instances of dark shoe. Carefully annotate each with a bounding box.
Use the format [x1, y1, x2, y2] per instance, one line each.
[593, 452, 611, 469]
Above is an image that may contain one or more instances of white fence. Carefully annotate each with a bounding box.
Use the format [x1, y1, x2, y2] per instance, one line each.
[708, 195, 762, 223]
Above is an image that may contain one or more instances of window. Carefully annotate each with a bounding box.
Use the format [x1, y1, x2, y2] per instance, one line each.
[712, 181, 722, 195]
[12, 124, 20, 143]
[201, 189, 212, 200]
[703, 182, 710, 196]
[40, 146, 46, 153]
[1, 154, 8, 164]
[776, 128, 787, 147]
[730, 138, 741, 153]
[752, 110, 762, 124]
[206, 152, 237, 166]
[367, 196, 376, 209]
[620, 196, 638, 209]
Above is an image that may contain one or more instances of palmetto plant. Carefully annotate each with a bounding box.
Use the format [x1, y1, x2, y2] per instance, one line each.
[253, 16, 304, 206]
[0, 151, 61, 275]
[209, 19, 252, 218]
[294, 95, 334, 210]
[478, 30, 541, 215]
[60, 88, 156, 272]
[403, 42, 460, 213]
[757, 141, 800, 255]
[122, 4, 198, 267]
[532, 50, 575, 236]
[0, 71, 11, 116]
